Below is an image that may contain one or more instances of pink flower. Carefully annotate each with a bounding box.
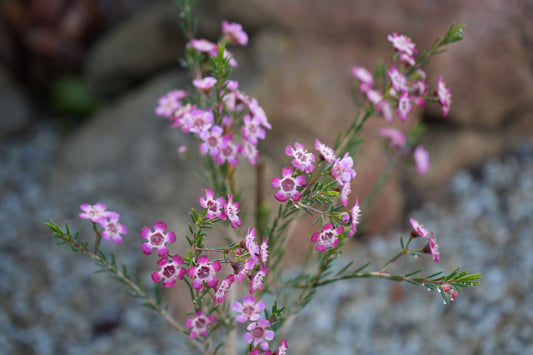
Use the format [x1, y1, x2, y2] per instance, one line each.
[222, 20, 248, 46]
[225, 194, 241, 228]
[285, 142, 316, 173]
[366, 89, 383, 105]
[187, 38, 217, 53]
[140, 221, 176, 256]
[259, 237, 269, 263]
[242, 115, 266, 145]
[188, 255, 221, 290]
[346, 198, 361, 238]
[193, 76, 217, 92]
[413, 145, 430, 176]
[423, 233, 440, 262]
[332, 153, 356, 186]
[232, 295, 265, 323]
[152, 255, 186, 288]
[351, 65, 374, 93]
[387, 32, 417, 57]
[271, 167, 307, 202]
[100, 212, 127, 244]
[79, 203, 110, 222]
[378, 127, 407, 148]
[314, 139, 336, 163]
[199, 125, 225, 157]
[400, 52, 415, 66]
[244, 318, 275, 351]
[241, 140, 259, 165]
[311, 223, 344, 251]
[409, 217, 429, 238]
[437, 76, 452, 117]
[155, 90, 188, 118]
[278, 338, 288, 355]
[181, 109, 213, 134]
[214, 274, 235, 305]
[215, 136, 241, 166]
[340, 183, 351, 208]
[199, 189, 227, 220]
[387, 66, 408, 93]
[397, 91, 413, 121]
[248, 98, 272, 130]
[377, 100, 394, 122]
[186, 310, 215, 339]
[250, 263, 269, 294]
[411, 80, 428, 106]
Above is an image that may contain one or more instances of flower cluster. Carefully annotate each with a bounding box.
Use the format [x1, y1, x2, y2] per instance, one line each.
[79, 203, 127, 244]
[199, 189, 241, 228]
[272, 140, 362, 251]
[352, 32, 452, 176]
[155, 21, 270, 167]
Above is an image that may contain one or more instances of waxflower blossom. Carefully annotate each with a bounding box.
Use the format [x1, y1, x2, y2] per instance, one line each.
[277, 338, 288, 355]
[285, 142, 316, 173]
[193, 76, 217, 92]
[332, 152, 356, 186]
[411, 80, 428, 106]
[351, 65, 374, 93]
[250, 263, 269, 294]
[413, 145, 430, 176]
[340, 183, 351, 208]
[366, 89, 383, 105]
[387, 66, 408, 94]
[186, 310, 215, 339]
[188, 255, 221, 290]
[215, 136, 241, 166]
[311, 223, 344, 251]
[152, 255, 186, 288]
[242, 115, 266, 145]
[199, 125, 224, 157]
[346, 198, 361, 238]
[187, 38, 217, 54]
[232, 295, 265, 323]
[155, 90, 188, 118]
[314, 139, 336, 163]
[387, 32, 417, 57]
[437, 76, 452, 117]
[225, 194, 241, 228]
[377, 100, 394, 122]
[409, 217, 429, 238]
[244, 318, 275, 351]
[378, 127, 407, 148]
[100, 212, 127, 244]
[199, 189, 227, 220]
[397, 91, 413, 121]
[181, 109, 213, 134]
[271, 167, 306, 202]
[221, 20, 248, 46]
[241, 140, 259, 165]
[79, 203, 110, 222]
[214, 274, 235, 305]
[423, 233, 440, 262]
[140, 221, 176, 256]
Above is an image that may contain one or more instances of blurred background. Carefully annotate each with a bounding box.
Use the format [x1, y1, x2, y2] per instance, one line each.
[1, 0, 532, 354]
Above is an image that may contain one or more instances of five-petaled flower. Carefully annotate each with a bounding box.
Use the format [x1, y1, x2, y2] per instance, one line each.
[311, 223, 344, 251]
[314, 139, 336, 163]
[332, 153, 356, 186]
[437, 76, 452, 117]
[100, 212, 127, 244]
[199, 189, 227, 220]
[152, 255, 186, 288]
[186, 310, 215, 339]
[188, 255, 221, 290]
[413, 145, 430, 176]
[250, 263, 269, 294]
[79, 203, 110, 222]
[271, 167, 306, 202]
[346, 198, 361, 238]
[244, 318, 275, 351]
[214, 274, 235, 305]
[140, 221, 176, 256]
[232, 295, 265, 323]
[285, 142, 316, 173]
[225, 194, 241, 228]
